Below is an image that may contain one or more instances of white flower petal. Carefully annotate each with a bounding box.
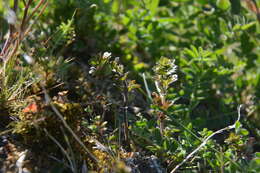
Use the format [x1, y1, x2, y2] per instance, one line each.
[103, 52, 111, 59]
[23, 54, 34, 64]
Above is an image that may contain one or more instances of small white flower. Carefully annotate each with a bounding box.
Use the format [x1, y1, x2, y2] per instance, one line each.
[103, 52, 111, 59]
[89, 66, 96, 74]
[114, 57, 120, 63]
[23, 54, 34, 64]
[5, 9, 17, 25]
[171, 74, 178, 82]
[166, 65, 177, 75]
[90, 4, 97, 9]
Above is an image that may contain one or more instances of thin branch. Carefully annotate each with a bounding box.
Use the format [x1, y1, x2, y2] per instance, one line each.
[170, 105, 243, 173]
[23, 0, 49, 40]
[44, 129, 76, 173]
[169, 116, 242, 170]
[41, 85, 98, 163]
[24, 0, 46, 24]
[9, 0, 19, 37]
[142, 73, 152, 101]
[13, 0, 19, 12]
[20, 0, 33, 32]
[123, 80, 129, 144]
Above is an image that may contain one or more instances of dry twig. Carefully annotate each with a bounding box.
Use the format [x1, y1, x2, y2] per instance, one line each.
[170, 105, 242, 173]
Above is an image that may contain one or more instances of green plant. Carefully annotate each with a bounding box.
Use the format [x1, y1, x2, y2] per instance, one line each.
[1, 0, 260, 172]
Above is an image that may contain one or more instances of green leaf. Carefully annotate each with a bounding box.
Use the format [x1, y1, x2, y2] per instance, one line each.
[241, 22, 256, 30]
[112, 0, 120, 13]
[158, 17, 179, 23]
[145, 0, 159, 16]
[232, 24, 241, 31]
[191, 45, 199, 57]
[240, 128, 249, 136]
[256, 152, 260, 158]
[235, 121, 241, 130]
[197, 0, 208, 5]
[187, 123, 193, 130]
[254, 158, 260, 164]
[216, 0, 231, 10]
[185, 48, 197, 58]
[163, 140, 168, 150]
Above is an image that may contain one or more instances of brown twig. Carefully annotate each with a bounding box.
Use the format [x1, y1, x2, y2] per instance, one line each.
[1, 0, 48, 62]
[24, 0, 47, 25]
[23, 1, 49, 40]
[20, 0, 33, 32]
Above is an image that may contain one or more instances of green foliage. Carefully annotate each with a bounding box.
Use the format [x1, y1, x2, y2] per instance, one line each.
[0, 0, 260, 172]
[217, 0, 231, 10]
